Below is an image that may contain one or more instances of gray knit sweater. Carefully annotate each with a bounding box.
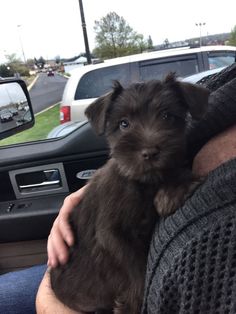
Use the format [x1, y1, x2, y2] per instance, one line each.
[142, 64, 236, 314]
[143, 159, 236, 313]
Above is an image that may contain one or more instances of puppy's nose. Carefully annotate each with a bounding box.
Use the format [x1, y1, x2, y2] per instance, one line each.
[141, 147, 160, 160]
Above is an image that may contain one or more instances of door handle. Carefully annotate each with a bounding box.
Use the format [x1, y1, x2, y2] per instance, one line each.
[19, 180, 60, 189]
[18, 169, 61, 192]
[9, 163, 69, 199]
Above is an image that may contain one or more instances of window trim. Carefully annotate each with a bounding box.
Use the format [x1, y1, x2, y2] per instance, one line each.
[138, 53, 203, 80]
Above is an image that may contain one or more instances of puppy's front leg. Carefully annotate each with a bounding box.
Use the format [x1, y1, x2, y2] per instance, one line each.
[113, 294, 143, 314]
[154, 177, 203, 217]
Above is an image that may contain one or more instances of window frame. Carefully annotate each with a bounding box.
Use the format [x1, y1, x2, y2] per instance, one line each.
[74, 62, 139, 100]
[138, 53, 204, 81]
[203, 50, 236, 70]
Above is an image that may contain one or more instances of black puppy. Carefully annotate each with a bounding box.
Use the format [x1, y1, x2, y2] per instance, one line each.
[50, 73, 209, 313]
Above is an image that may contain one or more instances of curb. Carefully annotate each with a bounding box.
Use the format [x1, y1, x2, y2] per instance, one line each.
[35, 102, 59, 116]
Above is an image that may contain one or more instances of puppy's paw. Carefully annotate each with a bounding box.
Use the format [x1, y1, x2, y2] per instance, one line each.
[154, 188, 180, 217]
[155, 178, 204, 217]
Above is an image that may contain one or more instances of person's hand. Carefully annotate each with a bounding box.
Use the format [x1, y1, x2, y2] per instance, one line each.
[47, 185, 87, 268]
[36, 269, 84, 314]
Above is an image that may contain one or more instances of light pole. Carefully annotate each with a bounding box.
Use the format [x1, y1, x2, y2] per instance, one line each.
[77, 0, 92, 64]
[17, 24, 27, 63]
[195, 22, 206, 47]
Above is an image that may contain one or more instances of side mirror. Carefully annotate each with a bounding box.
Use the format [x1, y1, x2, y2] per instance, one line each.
[0, 79, 34, 140]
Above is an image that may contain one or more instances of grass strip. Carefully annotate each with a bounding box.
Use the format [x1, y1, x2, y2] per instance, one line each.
[0, 104, 60, 146]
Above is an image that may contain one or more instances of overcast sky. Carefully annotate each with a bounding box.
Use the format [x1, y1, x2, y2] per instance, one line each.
[0, 0, 235, 62]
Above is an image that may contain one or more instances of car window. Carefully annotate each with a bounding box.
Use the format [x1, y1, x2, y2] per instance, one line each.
[139, 55, 199, 81]
[0, 0, 236, 147]
[75, 63, 133, 100]
[208, 51, 236, 69]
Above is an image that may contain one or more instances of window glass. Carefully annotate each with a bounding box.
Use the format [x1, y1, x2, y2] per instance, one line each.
[0, 0, 236, 148]
[208, 51, 236, 69]
[75, 63, 132, 100]
[140, 57, 199, 81]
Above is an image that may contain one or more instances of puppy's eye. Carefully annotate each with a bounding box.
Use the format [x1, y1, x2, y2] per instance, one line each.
[119, 119, 130, 130]
[161, 111, 185, 125]
[161, 111, 172, 120]
[162, 110, 178, 120]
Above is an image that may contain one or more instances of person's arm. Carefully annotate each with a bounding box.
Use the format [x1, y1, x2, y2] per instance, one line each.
[36, 269, 84, 314]
[36, 186, 87, 314]
[192, 124, 236, 177]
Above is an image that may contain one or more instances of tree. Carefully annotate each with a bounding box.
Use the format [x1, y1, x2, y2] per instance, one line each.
[5, 53, 21, 63]
[228, 25, 236, 46]
[0, 64, 14, 77]
[93, 12, 149, 59]
[3, 53, 29, 77]
[26, 58, 36, 69]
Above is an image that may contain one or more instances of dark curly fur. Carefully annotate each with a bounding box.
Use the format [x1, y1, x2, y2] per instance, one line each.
[50, 73, 209, 313]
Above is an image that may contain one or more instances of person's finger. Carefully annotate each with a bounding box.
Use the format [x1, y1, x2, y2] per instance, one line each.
[57, 198, 74, 247]
[47, 219, 70, 267]
[57, 186, 88, 246]
[47, 234, 58, 268]
[47, 186, 87, 267]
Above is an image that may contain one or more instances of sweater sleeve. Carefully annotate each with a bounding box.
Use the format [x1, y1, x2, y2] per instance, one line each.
[142, 159, 236, 314]
[143, 213, 236, 314]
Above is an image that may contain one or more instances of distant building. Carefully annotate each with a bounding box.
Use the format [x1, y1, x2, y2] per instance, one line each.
[187, 33, 231, 47]
[46, 60, 57, 69]
[63, 56, 87, 73]
[153, 33, 231, 51]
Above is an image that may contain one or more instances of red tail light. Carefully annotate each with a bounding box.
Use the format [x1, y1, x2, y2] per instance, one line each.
[60, 106, 71, 124]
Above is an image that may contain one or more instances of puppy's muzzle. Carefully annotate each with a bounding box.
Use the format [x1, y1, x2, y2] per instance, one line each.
[141, 147, 160, 160]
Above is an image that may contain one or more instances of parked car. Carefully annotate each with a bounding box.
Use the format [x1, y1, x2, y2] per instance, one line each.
[47, 121, 85, 138]
[8, 107, 19, 116]
[0, 110, 13, 122]
[48, 67, 225, 138]
[60, 45, 236, 123]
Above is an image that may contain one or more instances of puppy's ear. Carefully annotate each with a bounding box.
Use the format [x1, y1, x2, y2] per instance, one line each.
[85, 81, 123, 135]
[164, 72, 210, 120]
[179, 82, 210, 120]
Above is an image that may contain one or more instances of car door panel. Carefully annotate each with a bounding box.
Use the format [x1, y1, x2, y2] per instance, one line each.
[0, 239, 47, 275]
[0, 122, 109, 273]
[0, 194, 66, 242]
[9, 163, 69, 199]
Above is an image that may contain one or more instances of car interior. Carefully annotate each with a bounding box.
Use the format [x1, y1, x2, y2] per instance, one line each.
[0, 79, 109, 275]
[0, 0, 235, 282]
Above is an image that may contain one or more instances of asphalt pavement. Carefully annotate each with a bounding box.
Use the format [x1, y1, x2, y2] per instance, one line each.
[29, 73, 68, 114]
